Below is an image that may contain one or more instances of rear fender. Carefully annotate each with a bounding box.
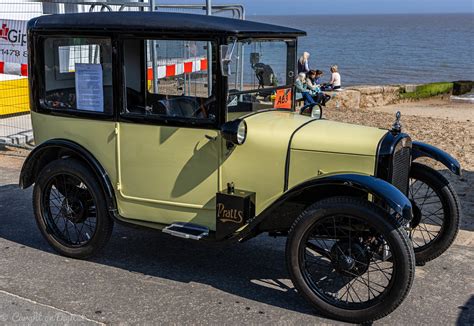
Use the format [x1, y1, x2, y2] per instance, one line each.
[412, 141, 461, 176]
[19, 139, 117, 211]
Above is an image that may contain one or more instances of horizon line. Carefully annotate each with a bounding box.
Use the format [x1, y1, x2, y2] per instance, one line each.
[247, 12, 473, 16]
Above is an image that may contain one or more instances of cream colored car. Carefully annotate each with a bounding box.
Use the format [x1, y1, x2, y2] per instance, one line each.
[20, 12, 461, 323]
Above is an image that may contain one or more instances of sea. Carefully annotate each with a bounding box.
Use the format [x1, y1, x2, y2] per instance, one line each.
[249, 14, 474, 86]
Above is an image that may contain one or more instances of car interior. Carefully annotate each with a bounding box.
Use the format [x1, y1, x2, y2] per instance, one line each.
[123, 39, 216, 121]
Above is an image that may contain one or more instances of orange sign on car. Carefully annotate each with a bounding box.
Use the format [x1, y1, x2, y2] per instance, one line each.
[274, 88, 292, 109]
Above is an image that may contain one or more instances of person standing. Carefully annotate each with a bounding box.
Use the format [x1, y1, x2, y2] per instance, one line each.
[297, 52, 310, 74]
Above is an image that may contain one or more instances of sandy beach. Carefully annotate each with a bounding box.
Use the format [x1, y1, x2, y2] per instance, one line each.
[325, 97, 474, 170]
[371, 97, 474, 122]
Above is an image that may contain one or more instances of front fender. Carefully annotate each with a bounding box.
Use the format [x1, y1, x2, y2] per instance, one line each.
[412, 141, 461, 175]
[285, 173, 413, 221]
[239, 173, 413, 241]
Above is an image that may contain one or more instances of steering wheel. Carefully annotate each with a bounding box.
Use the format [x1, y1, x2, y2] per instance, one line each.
[192, 96, 216, 118]
[191, 106, 205, 118]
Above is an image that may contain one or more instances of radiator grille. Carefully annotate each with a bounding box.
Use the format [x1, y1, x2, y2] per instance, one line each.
[391, 144, 411, 194]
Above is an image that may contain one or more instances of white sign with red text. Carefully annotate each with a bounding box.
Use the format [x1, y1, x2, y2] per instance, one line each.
[0, 19, 28, 64]
[0, 19, 28, 76]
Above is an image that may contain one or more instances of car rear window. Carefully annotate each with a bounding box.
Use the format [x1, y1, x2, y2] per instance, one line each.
[41, 37, 113, 114]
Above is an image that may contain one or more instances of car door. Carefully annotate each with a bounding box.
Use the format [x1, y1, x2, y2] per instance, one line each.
[116, 38, 221, 230]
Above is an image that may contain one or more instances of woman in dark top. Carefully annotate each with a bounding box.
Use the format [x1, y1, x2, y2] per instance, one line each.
[306, 70, 331, 106]
[297, 51, 310, 74]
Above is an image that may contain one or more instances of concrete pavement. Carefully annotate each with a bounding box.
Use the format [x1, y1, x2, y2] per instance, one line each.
[0, 114, 33, 145]
[0, 290, 101, 325]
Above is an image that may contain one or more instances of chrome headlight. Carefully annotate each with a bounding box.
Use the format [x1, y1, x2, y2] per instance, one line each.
[236, 120, 247, 145]
[221, 119, 247, 146]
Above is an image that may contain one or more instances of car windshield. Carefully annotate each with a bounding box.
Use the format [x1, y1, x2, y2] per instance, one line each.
[223, 38, 296, 120]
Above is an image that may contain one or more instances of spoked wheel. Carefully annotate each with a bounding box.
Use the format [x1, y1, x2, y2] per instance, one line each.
[408, 163, 460, 265]
[33, 158, 113, 258]
[286, 196, 415, 323]
[43, 173, 97, 245]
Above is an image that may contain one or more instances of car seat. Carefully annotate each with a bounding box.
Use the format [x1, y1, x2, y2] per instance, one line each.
[154, 97, 204, 118]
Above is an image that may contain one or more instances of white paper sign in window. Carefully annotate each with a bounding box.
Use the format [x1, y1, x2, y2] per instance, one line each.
[74, 63, 104, 112]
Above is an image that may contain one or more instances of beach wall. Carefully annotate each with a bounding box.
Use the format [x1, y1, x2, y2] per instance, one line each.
[323, 86, 400, 110]
[323, 83, 467, 109]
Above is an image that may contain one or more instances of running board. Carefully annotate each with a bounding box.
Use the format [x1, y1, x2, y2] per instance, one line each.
[162, 222, 209, 240]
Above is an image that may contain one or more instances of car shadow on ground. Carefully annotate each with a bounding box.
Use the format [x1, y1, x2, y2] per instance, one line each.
[441, 169, 474, 232]
[457, 295, 474, 325]
[0, 184, 318, 317]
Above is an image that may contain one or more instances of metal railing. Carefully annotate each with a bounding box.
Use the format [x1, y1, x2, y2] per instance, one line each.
[37, 0, 150, 13]
[155, 3, 244, 19]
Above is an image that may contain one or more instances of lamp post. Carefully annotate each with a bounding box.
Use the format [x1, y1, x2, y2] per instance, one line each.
[206, 0, 212, 96]
[150, 0, 158, 92]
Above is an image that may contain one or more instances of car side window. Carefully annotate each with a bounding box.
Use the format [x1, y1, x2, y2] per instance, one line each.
[42, 37, 113, 114]
[123, 39, 217, 122]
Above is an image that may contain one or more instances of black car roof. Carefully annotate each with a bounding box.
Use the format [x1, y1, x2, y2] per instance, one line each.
[28, 12, 306, 38]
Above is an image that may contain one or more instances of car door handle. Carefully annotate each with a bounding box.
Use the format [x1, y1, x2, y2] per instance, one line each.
[205, 135, 218, 141]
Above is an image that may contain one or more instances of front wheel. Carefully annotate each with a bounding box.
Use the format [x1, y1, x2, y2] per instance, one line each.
[408, 162, 461, 265]
[286, 196, 415, 323]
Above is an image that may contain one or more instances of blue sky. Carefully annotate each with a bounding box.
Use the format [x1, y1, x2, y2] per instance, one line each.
[157, 0, 473, 15]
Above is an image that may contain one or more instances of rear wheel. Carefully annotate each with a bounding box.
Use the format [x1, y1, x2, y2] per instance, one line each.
[408, 162, 461, 265]
[286, 196, 415, 323]
[33, 158, 113, 259]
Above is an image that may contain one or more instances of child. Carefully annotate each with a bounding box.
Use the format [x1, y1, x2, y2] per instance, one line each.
[321, 65, 341, 91]
[329, 65, 341, 90]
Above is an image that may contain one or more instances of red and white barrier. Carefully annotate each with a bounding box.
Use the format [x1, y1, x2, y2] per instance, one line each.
[0, 61, 28, 76]
[147, 57, 208, 80]
[0, 57, 208, 79]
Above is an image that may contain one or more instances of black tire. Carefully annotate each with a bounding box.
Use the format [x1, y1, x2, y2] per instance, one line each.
[408, 162, 461, 265]
[33, 158, 113, 259]
[286, 196, 415, 323]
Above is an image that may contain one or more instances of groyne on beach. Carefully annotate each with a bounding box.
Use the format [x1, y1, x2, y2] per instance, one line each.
[323, 81, 473, 110]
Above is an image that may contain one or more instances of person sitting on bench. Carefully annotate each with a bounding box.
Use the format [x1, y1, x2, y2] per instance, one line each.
[295, 72, 315, 105]
[306, 70, 331, 106]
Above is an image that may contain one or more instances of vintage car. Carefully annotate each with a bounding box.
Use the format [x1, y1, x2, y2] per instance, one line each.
[20, 12, 461, 323]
